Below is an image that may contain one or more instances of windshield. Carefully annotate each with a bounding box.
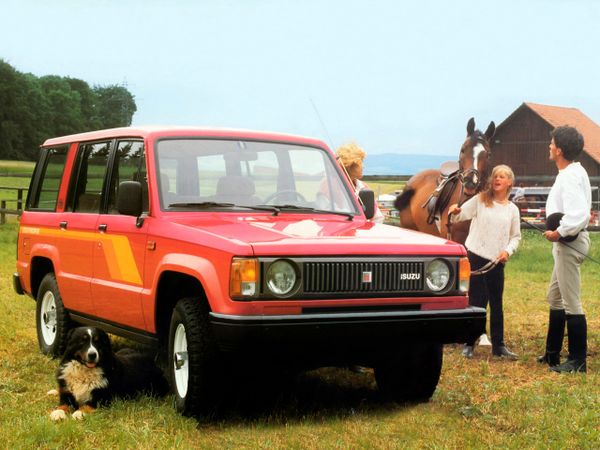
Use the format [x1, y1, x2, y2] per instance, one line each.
[155, 139, 358, 215]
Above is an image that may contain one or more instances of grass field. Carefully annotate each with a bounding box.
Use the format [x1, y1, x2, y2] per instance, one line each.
[0, 223, 598, 449]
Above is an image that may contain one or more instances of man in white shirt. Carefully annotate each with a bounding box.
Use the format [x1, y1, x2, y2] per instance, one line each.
[539, 125, 591, 373]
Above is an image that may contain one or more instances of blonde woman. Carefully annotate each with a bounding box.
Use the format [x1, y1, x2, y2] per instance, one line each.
[448, 164, 521, 359]
[335, 142, 384, 223]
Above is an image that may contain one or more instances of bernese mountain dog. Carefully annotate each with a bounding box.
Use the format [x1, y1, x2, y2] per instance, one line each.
[49, 327, 169, 421]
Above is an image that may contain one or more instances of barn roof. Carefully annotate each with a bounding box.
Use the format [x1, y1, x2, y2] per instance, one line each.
[497, 102, 600, 164]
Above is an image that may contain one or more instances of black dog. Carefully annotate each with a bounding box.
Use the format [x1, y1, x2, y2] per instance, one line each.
[49, 327, 169, 421]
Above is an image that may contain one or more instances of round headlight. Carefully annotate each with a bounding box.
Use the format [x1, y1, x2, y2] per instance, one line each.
[266, 260, 297, 296]
[425, 259, 451, 292]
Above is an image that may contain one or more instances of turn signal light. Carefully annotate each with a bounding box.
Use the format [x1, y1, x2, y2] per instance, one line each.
[230, 258, 258, 298]
[458, 257, 470, 293]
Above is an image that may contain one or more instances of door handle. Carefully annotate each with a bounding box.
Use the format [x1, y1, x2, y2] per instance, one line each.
[98, 224, 107, 232]
[59, 221, 67, 230]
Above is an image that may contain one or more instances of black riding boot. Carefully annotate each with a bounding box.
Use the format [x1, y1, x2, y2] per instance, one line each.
[537, 309, 565, 366]
[550, 314, 587, 373]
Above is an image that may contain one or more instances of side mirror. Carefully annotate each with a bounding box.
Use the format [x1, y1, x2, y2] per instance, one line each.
[358, 189, 375, 220]
[117, 181, 143, 217]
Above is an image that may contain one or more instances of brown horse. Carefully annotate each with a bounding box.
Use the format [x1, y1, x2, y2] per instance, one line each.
[394, 118, 495, 245]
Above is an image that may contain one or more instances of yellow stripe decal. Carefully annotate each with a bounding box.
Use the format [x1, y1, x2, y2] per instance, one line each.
[21, 226, 142, 285]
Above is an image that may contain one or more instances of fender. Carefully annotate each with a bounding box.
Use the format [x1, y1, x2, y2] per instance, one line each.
[148, 252, 224, 308]
[21, 243, 61, 296]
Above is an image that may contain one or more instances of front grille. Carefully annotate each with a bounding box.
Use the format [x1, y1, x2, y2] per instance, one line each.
[304, 261, 424, 294]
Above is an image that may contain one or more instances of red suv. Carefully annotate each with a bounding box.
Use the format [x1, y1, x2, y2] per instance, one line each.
[14, 126, 484, 415]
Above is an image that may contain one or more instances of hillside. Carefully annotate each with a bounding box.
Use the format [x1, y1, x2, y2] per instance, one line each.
[364, 153, 454, 176]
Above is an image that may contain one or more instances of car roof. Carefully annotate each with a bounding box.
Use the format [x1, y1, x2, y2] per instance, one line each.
[42, 126, 328, 149]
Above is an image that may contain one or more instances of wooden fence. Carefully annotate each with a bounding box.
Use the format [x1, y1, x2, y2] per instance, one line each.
[0, 187, 27, 224]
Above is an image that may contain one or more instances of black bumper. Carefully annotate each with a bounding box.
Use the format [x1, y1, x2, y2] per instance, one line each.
[13, 273, 24, 295]
[210, 307, 486, 354]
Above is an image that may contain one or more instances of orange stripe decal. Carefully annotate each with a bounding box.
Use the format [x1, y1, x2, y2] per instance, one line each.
[21, 226, 142, 285]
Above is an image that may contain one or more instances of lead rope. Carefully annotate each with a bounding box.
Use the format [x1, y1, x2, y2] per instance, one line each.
[471, 259, 499, 276]
[446, 173, 468, 240]
[523, 219, 600, 266]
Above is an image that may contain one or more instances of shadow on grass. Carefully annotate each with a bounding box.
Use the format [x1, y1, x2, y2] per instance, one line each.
[96, 338, 419, 424]
[192, 367, 418, 426]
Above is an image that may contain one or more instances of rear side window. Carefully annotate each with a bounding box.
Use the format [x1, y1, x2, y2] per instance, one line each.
[69, 142, 111, 213]
[28, 146, 68, 211]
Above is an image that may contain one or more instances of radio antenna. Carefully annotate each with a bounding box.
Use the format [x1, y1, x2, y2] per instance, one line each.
[310, 98, 336, 150]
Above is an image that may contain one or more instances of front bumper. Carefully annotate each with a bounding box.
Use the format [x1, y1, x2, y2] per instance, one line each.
[210, 306, 486, 355]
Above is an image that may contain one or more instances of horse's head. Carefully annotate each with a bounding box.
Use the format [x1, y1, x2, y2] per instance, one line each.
[459, 117, 495, 193]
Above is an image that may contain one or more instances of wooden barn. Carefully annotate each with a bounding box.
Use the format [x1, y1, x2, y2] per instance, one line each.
[491, 102, 600, 179]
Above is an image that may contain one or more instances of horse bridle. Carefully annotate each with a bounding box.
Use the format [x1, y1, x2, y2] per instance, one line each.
[445, 139, 489, 242]
[460, 136, 489, 191]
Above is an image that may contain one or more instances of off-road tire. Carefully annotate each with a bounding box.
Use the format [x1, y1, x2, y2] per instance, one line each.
[374, 343, 443, 403]
[168, 297, 219, 416]
[36, 273, 72, 357]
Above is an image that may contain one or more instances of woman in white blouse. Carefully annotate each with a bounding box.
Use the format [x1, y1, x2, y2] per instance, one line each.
[449, 164, 521, 360]
[336, 142, 385, 224]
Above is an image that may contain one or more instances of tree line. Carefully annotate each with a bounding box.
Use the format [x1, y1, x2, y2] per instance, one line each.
[0, 59, 137, 161]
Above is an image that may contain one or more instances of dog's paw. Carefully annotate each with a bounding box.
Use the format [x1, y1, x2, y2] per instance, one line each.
[72, 410, 85, 420]
[47, 389, 59, 397]
[50, 409, 67, 421]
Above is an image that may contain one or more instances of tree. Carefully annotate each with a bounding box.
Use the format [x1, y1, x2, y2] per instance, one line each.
[0, 59, 138, 160]
[94, 85, 137, 129]
[0, 60, 29, 159]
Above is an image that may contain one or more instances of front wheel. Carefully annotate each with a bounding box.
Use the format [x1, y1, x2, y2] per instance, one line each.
[374, 343, 443, 403]
[36, 273, 72, 357]
[168, 297, 218, 416]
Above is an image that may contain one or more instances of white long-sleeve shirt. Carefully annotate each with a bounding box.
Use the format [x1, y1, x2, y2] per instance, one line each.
[452, 195, 521, 261]
[546, 162, 592, 237]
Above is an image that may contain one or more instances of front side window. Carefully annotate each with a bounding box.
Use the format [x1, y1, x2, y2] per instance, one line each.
[107, 141, 148, 214]
[155, 139, 357, 215]
[70, 142, 111, 213]
[28, 146, 68, 210]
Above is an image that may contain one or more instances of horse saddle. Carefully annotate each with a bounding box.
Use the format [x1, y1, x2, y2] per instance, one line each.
[546, 212, 578, 242]
[422, 161, 460, 229]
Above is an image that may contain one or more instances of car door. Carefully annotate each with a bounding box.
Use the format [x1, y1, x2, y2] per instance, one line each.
[53, 141, 112, 316]
[90, 140, 148, 330]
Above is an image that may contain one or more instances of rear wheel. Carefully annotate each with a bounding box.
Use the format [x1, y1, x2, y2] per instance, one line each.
[374, 343, 443, 403]
[36, 273, 72, 357]
[168, 297, 218, 416]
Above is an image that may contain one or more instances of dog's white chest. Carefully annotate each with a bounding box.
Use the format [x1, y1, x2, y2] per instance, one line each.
[60, 361, 108, 404]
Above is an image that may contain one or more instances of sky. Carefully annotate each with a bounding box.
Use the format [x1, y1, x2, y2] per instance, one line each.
[2, 0, 600, 156]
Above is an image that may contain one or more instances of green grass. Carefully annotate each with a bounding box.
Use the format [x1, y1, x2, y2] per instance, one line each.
[368, 180, 405, 196]
[0, 159, 35, 174]
[0, 226, 598, 448]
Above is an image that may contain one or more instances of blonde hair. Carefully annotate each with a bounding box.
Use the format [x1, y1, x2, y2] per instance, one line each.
[479, 164, 515, 207]
[336, 142, 366, 169]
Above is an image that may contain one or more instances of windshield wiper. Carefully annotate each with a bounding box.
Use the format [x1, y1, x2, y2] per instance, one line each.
[168, 202, 354, 220]
[168, 202, 236, 208]
[256, 204, 355, 220]
[168, 202, 281, 214]
[237, 205, 281, 213]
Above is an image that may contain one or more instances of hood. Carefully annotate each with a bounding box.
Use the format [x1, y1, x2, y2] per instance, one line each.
[168, 213, 465, 257]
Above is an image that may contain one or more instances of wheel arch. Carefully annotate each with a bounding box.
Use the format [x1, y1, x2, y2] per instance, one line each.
[155, 271, 210, 345]
[30, 256, 56, 300]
